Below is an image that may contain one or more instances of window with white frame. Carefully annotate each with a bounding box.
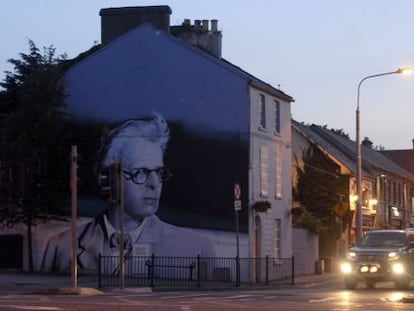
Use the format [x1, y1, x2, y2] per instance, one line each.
[274, 100, 280, 134]
[259, 94, 266, 129]
[411, 196, 414, 214]
[260, 146, 268, 197]
[274, 218, 281, 259]
[275, 145, 282, 198]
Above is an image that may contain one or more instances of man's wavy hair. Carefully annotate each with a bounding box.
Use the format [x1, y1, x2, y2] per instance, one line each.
[94, 113, 170, 185]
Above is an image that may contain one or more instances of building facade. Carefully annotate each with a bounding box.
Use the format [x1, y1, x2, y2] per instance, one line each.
[292, 121, 414, 251]
[0, 6, 296, 276]
[62, 6, 294, 278]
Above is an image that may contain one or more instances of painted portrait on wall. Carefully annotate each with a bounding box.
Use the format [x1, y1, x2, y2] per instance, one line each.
[41, 112, 248, 272]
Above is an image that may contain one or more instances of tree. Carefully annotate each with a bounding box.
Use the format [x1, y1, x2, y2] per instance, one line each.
[0, 39, 71, 209]
[293, 146, 350, 257]
[0, 40, 71, 270]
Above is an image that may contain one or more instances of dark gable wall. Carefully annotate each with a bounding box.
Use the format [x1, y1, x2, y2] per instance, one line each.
[65, 24, 249, 232]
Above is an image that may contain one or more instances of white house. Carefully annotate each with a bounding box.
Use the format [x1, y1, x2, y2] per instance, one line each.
[0, 6, 294, 280]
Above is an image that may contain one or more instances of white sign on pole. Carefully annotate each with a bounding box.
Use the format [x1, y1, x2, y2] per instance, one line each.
[234, 200, 242, 211]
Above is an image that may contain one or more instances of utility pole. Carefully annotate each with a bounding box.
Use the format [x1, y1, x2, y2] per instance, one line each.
[234, 183, 241, 286]
[109, 163, 125, 289]
[70, 145, 78, 289]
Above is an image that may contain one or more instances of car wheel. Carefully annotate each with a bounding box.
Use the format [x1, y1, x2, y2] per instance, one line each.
[395, 278, 410, 290]
[344, 277, 358, 290]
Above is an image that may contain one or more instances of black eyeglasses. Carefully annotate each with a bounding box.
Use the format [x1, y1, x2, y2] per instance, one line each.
[123, 167, 171, 185]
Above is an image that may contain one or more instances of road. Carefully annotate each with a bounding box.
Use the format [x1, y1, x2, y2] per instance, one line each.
[1, 279, 414, 310]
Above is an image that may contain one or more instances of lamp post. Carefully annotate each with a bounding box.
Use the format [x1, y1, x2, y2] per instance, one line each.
[355, 67, 411, 244]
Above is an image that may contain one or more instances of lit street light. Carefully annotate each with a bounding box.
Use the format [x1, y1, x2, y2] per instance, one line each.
[355, 67, 411, 244]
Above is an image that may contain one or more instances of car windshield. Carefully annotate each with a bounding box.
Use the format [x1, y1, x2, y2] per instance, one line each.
[359, 232, 407, 247]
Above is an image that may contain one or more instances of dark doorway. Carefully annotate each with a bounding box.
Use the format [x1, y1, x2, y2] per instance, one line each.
[0, 234, 23, 269]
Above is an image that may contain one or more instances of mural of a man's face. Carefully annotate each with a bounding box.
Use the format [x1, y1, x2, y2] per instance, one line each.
[121, 137, 164, 223]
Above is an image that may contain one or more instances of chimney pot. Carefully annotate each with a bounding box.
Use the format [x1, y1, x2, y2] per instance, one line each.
[211, 19, 218, 32]
[194, 19, 201, 29]
[202, 19, 209, 31]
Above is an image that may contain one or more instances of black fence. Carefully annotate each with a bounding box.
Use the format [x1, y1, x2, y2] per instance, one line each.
[98, 254, 295, 288]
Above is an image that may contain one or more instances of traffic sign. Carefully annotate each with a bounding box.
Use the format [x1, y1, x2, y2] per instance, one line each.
[234, 200, 242, 211]
[234, 183, 241, 200]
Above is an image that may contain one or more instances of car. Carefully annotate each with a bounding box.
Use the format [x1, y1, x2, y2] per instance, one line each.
[340, 229, 414, 289]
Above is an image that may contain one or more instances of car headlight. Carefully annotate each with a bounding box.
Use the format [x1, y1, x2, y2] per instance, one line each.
[346, 252, 357, 261]
[392, 262, 405, 274]
[340, 262, 353, 274]
[388, 252, 400, 261]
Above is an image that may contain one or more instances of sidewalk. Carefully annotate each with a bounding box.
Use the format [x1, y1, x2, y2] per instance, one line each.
[0, 270, 341, 295]
[293, 272, 341, 288]
[0, 270, 102, 295]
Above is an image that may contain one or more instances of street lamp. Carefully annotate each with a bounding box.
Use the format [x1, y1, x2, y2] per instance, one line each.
[355, 66, 411, 244]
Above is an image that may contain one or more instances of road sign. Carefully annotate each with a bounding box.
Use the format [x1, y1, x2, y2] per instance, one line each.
[334, 202, 348, 217]
[234, 200, 242, 211]
[234, 183, 241, 200]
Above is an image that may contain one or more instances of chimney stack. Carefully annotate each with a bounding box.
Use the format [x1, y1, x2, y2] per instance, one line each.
[362, 137, 373, 148]
[100, 6, 172, 45]
[170, 18, 222, 58]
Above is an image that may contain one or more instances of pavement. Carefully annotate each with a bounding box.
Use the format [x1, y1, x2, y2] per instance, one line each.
[0, 270, 341, 295]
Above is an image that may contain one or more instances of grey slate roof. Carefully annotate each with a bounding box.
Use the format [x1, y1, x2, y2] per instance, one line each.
[292, 119, 414, 181]
[380, 149, 414, 175]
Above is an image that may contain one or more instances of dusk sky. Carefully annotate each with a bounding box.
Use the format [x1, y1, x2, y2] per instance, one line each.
[1, 0, 413, 149]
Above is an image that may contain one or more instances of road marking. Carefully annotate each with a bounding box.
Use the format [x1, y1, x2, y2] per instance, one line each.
[0, 306, 63, 310]
[112, 293, 156, 298]
[161, 293, 209, 299]
[309, 297, 335, 303]
[191, 294, 254, 301]
[221, 295, 254, 299]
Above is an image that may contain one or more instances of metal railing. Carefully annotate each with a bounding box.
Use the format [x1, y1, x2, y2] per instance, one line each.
[98, 254, 295, 288]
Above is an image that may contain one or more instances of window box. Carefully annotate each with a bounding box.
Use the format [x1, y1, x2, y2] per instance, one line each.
[252, 200, 271, 212]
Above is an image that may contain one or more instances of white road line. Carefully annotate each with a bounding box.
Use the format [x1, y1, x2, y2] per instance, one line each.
[309, 297, 335, 303]
[160, 293, 209, 299]
[0, 306, 63, 310]
[222, 295, 253, 299]
[197, 294, 255, 301]
[113, 293, 156, 298]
